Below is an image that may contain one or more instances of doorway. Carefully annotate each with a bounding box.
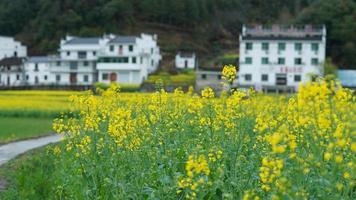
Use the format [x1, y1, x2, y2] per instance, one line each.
[276, 74, 287, 85]
[110, 73, 117, 82]
[70, 73, 77, 84]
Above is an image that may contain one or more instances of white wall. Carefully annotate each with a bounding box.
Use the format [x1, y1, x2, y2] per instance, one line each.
[24, 62, 51, 85]
[98, 70, 143, 84]
[0, 36, 27, 59]
[97, 33, 161, 84]
[238, 39, 325, 88]
[0, 72, 23, 86]
[175, 54, 196, 69]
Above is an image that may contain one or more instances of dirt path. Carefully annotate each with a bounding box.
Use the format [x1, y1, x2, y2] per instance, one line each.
[0, 135, 62, 166]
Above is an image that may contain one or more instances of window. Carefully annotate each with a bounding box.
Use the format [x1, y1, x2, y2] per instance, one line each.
[151, 60, 154, 66]
[16, 74, 20, 80]
[56, 75, 61, 82]
[84, 75, 89, 82]
[261, 57, 269, 65]
[102, 73, 109, 80]
[262, 74, 268, 81]
[278, 58, 285, 65]
[129, 45, 134, 52]
[78, 51, 87, 59]
[66, 51, 70, 56]
[294, 75, 301, 82]
[217, 75, 222, 80]
[151, 48, 154, 54]
[201, 74, 207, 79]
[98, 57, 129, 63]
[311, 58, 319, 65]
[93, 51, 97, 56]
[245, 74, 252, 81]
[276, 74, 287, 85]
[56, 61, 61, 66]
[44, 75, 48, 80]
[34, 63, 39, 71]
[311, 43, 319, 52]
[278, 43, 286, 51]
[246, 42, 253, 50]
[70, 62, 78, 70]
[132, 57, 137, 64]
[262, 43, 269, 51]
[83, 61, 89, 66]
[294, 58, 302, 65]
[140, 57, 143, 64]
[110, 45, 114, 52]
[14, 51, 17, 57]
[26, 75, 29, 80]
[245, 57, 252, 64]
[295, 43, 302, 51]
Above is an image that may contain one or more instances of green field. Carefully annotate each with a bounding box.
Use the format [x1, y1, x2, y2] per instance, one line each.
[0, 146, 55, 199]
[0, 117, 53, 144]
[0, 90, 79, 143]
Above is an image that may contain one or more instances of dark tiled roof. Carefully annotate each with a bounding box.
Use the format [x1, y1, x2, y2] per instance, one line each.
[65, 37, 101, 45]
[0, 57, 24, 66]
[28, 56, 53, 63]
[109, 36, 137, 44]
[242, 35, 323, 41]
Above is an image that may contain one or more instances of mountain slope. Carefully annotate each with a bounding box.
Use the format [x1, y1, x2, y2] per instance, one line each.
[0, 0, 355, 69]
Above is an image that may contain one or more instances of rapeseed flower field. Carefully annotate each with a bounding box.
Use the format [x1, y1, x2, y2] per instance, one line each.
[0, 90, 81, 118]
[49, 68, 355, 199]
[0, 90, 80, 142]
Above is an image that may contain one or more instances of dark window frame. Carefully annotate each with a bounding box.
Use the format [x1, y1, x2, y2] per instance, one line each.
[278, 58, 285, 65]
[261, 57, 269, 65]
[294, 58, 302, 65]
[246, 42, 253, 50]
[245, 57, 252, 64]
[262, 74, 268, 81]
[102, 73, 109, 80]
[245, 74, 252, 81]
[294, 75, 301, 82]
[278, 43, 286, 51]
[262, 42, 269, 51]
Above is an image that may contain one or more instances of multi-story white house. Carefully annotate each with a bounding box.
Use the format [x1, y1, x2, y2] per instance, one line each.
[0, 33, 161, 87]
[238, 25, 326, 92]
[175, 52, 197, 70]
[0, 57, 26, 86]
[50, 36, 102, 85]
[0, 36, 27, 59]
[97, 34, 161, 84]
[24, 56, 52, 85]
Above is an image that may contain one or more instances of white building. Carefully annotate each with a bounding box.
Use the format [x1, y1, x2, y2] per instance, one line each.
[0, 57, 26, 86]
[0, 36, 27, 59]
[97, 33, 161, 84]
[238, 25, 326, 92]
[24, 56, 52, 85]
[175, 52, 196, 69]
[49, 36, 102, 85]
[0, 33, 161, 87]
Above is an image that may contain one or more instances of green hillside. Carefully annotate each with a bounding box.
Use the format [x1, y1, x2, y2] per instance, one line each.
[0, 0, 355, 69]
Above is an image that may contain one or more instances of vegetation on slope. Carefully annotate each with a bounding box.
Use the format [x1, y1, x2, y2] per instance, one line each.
[0, 0, 355, 68]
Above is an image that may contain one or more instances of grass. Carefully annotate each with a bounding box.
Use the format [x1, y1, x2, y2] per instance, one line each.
[0, 90, 79, 143]
[144, 72, 196, 85]
[0, 146, 56, 200]
[0, 117, 53, 144]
